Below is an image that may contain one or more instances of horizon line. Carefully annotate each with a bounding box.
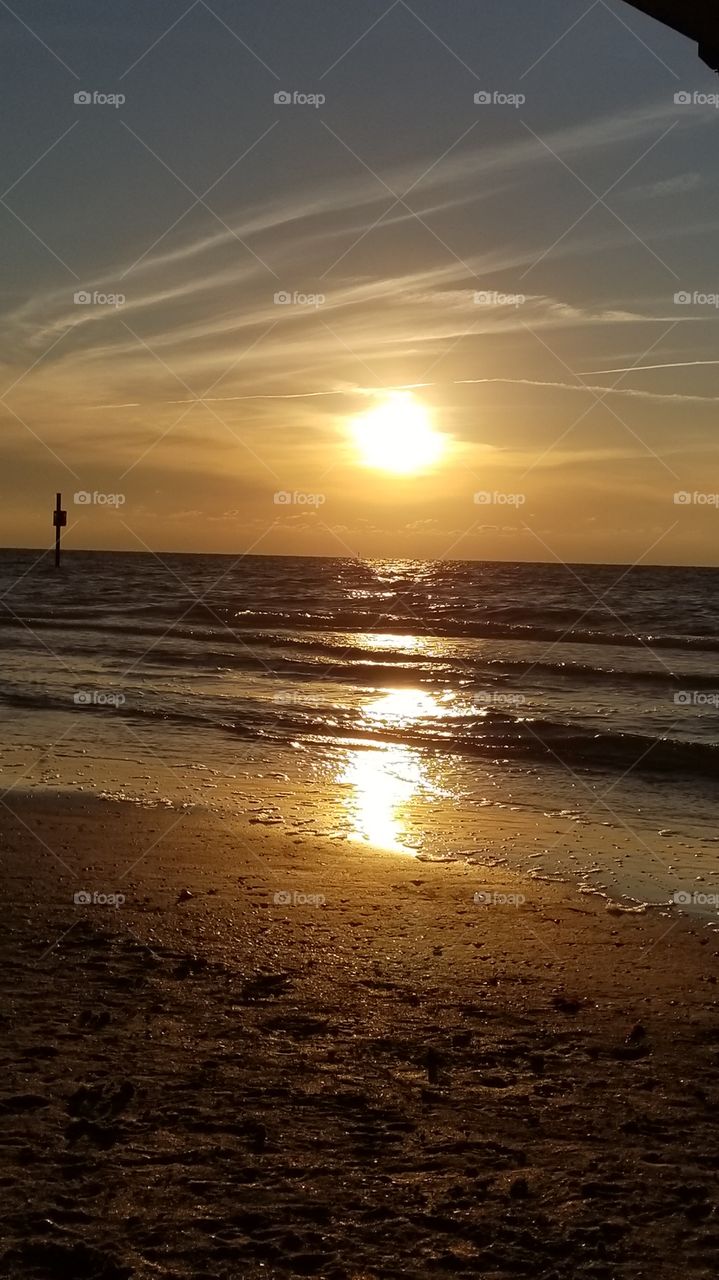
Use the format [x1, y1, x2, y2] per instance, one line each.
[1, 545, 717, 572]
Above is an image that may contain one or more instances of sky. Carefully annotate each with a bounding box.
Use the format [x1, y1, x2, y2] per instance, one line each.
[1, 0, 718, 564]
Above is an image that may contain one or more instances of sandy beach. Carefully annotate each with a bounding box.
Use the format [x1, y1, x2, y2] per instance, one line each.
[2, 792, 718, 1279]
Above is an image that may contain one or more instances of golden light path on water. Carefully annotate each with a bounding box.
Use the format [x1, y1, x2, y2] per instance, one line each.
[354, 633, 424, 652]
[336, 689, 452, 854]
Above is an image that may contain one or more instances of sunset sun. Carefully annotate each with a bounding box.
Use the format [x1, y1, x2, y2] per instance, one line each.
[350, 392, 445, 475]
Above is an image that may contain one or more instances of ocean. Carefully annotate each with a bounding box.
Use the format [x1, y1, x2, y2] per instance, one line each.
[1, 550, 717, 909]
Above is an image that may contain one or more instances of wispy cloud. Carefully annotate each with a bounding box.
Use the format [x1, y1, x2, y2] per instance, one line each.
[92, 374, 719, 411]
[578, 359, 719, 375]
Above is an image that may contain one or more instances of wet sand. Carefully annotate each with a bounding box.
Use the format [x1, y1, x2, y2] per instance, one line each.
[1, 792, 718, 1279]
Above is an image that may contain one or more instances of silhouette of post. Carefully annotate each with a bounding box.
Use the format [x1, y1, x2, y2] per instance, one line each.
[53, 492, 67, 567]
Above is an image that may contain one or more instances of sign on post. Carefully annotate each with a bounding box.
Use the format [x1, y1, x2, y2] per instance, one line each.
[53, 492, 67, 566]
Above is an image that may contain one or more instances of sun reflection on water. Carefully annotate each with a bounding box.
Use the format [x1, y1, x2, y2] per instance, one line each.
[357, 633, 425, 652]
[364, 687, 439, 724]
[337, 689, 448, 853]
[338, 746, 429, 853]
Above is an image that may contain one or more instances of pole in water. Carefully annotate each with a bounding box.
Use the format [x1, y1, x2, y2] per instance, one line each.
[52, 492, 67, 567]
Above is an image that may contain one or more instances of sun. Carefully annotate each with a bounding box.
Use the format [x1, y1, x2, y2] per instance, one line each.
[350, 392, 445, 474]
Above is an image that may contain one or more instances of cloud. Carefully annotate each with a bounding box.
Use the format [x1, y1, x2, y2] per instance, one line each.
[622, 172, 704, 201]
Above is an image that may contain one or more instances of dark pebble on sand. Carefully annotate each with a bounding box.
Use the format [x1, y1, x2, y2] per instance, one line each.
[626, 1021, 647, 1044]
[0, 1094, 49, 1114]
[552, 995, 583, 1014]
[78, 1010, 111, 1030]
[5, 1240, 132, 1279]
[509, 1176, 530, 1199]
[173, 954, 208, 979]
[425, 1047, 442, 1083]
[610, 1042, 651, 1061]
[685, 1202, 713, 1223]
[65, 1118, 123, 1148]
[248, 1121, 267, 1152]
[599, 1219, 627, 1241]
[22, 1044, 59, 1058]
[285, 1252, 336, 1274]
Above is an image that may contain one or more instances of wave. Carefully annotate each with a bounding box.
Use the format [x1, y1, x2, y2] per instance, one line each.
[108, 648, 719, 696]
[0, 622, 714, 696]
[2, 686, 717, 783]
[1, 604, 719, 657]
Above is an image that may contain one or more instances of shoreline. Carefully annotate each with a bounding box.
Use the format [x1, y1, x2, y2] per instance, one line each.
[2, 792, 719, 1278]
[4, 776, 719, 923]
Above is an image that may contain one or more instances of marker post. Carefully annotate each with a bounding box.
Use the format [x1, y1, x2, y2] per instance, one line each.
[53, 492, 67, 567]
